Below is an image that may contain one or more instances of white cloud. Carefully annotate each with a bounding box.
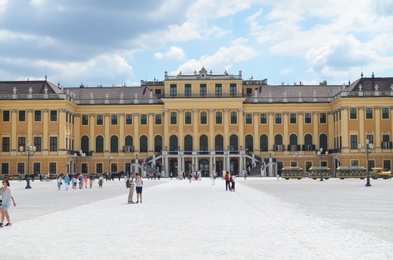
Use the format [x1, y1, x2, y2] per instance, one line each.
[26, 54, 133, 86]
[173, 44, 257, 74]
[0, 0, 8, 13]
[154, 46, 186, 60]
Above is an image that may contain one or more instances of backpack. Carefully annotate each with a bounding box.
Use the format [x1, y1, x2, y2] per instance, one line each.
[126, 179, 131, 188]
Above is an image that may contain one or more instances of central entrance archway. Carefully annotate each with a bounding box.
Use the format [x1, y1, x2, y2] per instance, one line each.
[199, 159, 209, 177]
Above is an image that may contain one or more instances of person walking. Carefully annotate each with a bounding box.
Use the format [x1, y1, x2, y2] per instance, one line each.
[98, 174, 103, 188]
[84, 175, 88, 188]
[127, 173, 136, 204]
[135, 173, 144, 203]
[89, 173, 94, 189]
[78, 173, 84, 189]
[231, 174, 236, 191]
[57, 175, 62, 191]
[224, 171, 231, 191]
[64, 174, 70, 191]
[0, 180, 16, 227]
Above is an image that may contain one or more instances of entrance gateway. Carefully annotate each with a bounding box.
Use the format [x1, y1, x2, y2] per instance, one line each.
[145, 148, 264, 178]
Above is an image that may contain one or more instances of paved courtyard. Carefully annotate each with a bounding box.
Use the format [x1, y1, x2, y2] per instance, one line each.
[1, 177, 392, 259]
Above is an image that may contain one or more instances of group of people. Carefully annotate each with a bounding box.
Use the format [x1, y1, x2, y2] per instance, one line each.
[224, 171, 236, 191]
[57, 173, 104, 191]
[126, 173, 144, 204]
[0, 179, 16, 227]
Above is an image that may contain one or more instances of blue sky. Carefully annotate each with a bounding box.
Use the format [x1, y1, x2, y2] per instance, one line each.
[1, 0, 393, 87]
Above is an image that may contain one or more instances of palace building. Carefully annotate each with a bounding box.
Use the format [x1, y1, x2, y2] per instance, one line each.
[0, 68, 392, 178]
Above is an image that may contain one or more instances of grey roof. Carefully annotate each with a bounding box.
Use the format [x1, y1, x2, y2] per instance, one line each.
[64, 86, 163, 105]
[347, 77, 393, 91]
[0, 80, 62, 94]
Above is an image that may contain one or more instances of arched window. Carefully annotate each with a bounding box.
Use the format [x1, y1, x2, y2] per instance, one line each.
[304, 134, 313, 151]
[215, 135, 223, 151]
[110, 136, 118, 153]
[170, 135, 178, 151]
[81, 136, 89, 154]
[274, 134, 283, 151]
[125, 135, 133, 146]
[289, 134, 298, 151]
[320, 134, 328, 151]
[200, 135, 208, 151]
[140, 135, 148, 152]
[274, 134, 283, 145]
[260, 134, 268, 151]
[184, 135, 193, 152]
[245, 135, 253, 152]
[229, 135, 238, 151]
[154, 135, 162, 152]
[96, 136, 103, 153]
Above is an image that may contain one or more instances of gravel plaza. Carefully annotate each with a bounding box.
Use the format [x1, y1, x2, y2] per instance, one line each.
[1, 177, 392, 260]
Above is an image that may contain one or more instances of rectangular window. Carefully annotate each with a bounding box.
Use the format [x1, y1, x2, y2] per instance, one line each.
[350, 108, 357, 119]
[96, 163, 103, 174]
[111, 114, 118, 125]
[246, 114, 252, 124]
[155, 89, 161, 98]
[382, 135, 391, 149]
[246, 88, 252, 97]
[50, 137, 57, 151]
[2, 137, 10, 152]
[34, 137, 42, 152]
[351, 160, 359, 167]
[215, 84, 222, 96]
[140, 114, 147, 125]
[19, 110, 26, 121]
[2, 163, 9, 175]
[305, 113, 311, 123]
[18, 137, 26, 149]
[3, 110, 10, 122]
[185, 84, 192, 96]
[50, 110, 57, 121]
[17, 163, 25, 175]
[170, 84, 177, 96]
[383, 160, 391, 171]
[231, 111, 237, 124]
[320, 113, 327, 124]
[49, 163, 57, 175]
[260, 113, 267, 124]
[34, 110, 41, 121]
[290, 113, 296, 124]
[97, 115, 103, 125]
[185, 112, 192, 124]
[216, 112, 222, 124]
[170, 112, 177, 124]
[155, 114, 161, 125]
[82, 115, 89, 125]
[275, 113, 281, 124]
[126, 114, 132, 125]
[382, 108, 389, 119]
[366, 108, 373, 119]
[230, 83, 237, 95]
[200, 84, 207, 96]
[350, 135, 358, 149]
[200, 111, 207, 124]
[33, 162, 40, 176]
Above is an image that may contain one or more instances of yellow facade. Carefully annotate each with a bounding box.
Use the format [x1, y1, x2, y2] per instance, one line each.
[0, 70, 392, 178]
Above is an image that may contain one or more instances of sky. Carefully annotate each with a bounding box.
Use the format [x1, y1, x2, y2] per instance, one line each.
[1, 0, 393, 88]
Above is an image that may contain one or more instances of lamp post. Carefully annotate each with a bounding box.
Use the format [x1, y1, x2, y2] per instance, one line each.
[293, 153, 301, 168]
[19, 141, 36, 189]
[316, 148, 328, 181]
[365, 139, 373, 187]
[75, 150, 86, 174]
